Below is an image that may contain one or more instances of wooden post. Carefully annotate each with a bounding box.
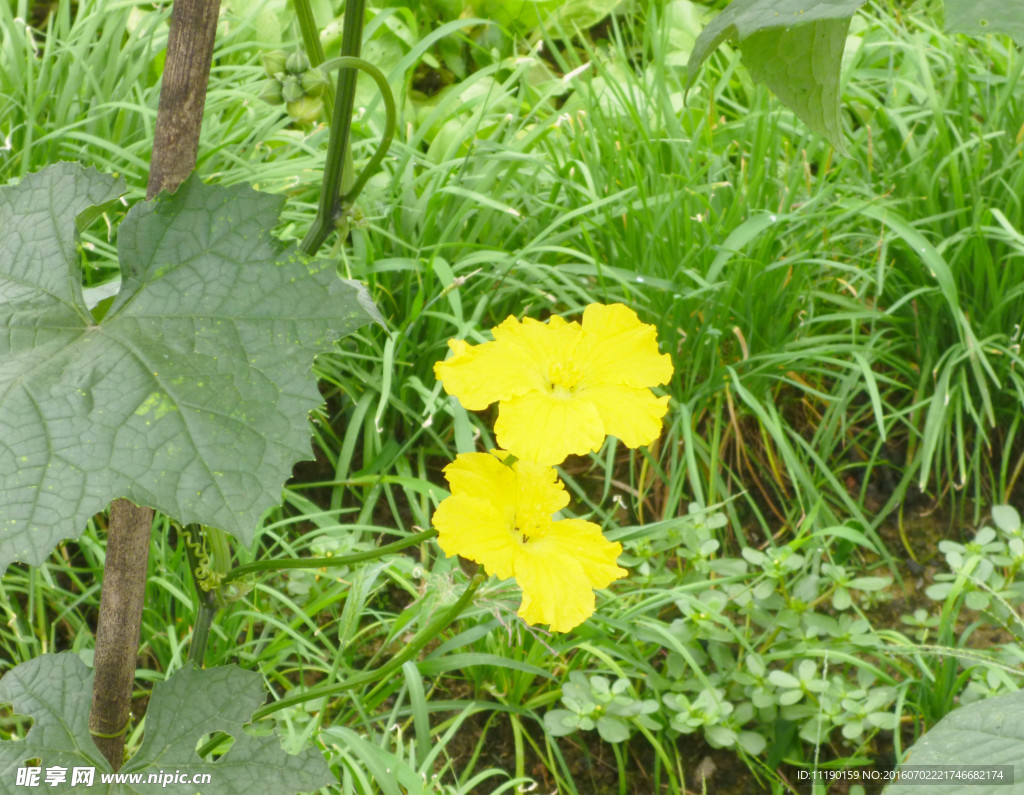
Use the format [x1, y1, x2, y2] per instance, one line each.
[88, 0, 222, 769]
[88, 499, 154, 769]
[147, 0, 222, 199]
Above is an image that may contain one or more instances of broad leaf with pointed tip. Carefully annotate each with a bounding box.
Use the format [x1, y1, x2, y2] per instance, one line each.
[944, 0, 1024, 44]
[0, 653, 334, 794]
[685, 0, 869, 153]
[0, 163, 380, 572]
[885, 688, 1024, 793]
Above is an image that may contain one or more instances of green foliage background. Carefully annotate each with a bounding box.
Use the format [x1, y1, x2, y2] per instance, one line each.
[2, 0, 1024, 791]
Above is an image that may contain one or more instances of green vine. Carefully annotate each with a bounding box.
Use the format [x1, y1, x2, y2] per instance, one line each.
[294, 0, 390, 256]
[223, 528, 437, 584]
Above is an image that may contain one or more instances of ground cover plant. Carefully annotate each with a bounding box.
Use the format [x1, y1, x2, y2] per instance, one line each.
[2, 0, 1024, 792]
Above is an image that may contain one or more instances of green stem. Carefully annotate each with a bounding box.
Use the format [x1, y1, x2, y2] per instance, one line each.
[187, 601, 218, 666]
[300, 0, 367, 256]
[292, 0, 333, 116]
[222, 528, 437, 584]
[182, 524, 220, 666]
[205, 526, 232, 579]
[318, 56, 396, 205]
[252, 572, 484, 718]
[292, 0, 347, 201]
[510, 713, 525, 783]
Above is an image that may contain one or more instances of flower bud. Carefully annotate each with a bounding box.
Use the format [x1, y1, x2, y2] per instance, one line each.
[258, 78, 285, 105]
[285, 51, 310, 75]
[261, 50, 287, 78]
[300, 67, 328, 98]
[280, 74, 304, 104]
[287, 96, 323, 123]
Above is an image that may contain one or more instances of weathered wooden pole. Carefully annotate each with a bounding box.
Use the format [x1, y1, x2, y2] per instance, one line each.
[88, 0, 221, 769]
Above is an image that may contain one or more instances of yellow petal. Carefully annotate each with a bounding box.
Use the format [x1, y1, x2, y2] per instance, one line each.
[577, 303, 674, 389]
[443, 453, 517, 511]
[432, 494, 518, 580]
[491, 315, 582, 384]
[514, 519, 626, 632]
[531, 518, 627, 589]
[496, 391, 605, 465]
[512, 459, 570, 525]
[516, 555, 595, 633]
[433, 337, 537, 411]
[577, 384, 671, 449]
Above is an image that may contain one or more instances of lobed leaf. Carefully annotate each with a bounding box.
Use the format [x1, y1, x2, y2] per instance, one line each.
[0, 652, 100, 785]
[0, 163, 380, 572]
[0, 653, 334, 794]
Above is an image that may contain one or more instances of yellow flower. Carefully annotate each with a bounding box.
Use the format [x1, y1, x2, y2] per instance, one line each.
[434, 303, 673, 465]
[432, 452, 626, 633]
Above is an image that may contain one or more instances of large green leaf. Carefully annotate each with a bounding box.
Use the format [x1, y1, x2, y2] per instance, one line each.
[685, 0, 869, 153]
[0, 163, 379, 572]
[0, 653, 334, 794]
[0, 652, 98, 786]
[944, 0, 1024, 44]
[884, 689, 1023, 794]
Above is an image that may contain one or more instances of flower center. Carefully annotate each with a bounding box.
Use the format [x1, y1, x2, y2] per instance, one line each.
[547, 360, 582, 397]
[515, 513, 546, 544]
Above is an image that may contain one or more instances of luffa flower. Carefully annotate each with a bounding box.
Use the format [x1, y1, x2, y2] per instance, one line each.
[432, 452, 626, 632]
[434, 303, 673, 465]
